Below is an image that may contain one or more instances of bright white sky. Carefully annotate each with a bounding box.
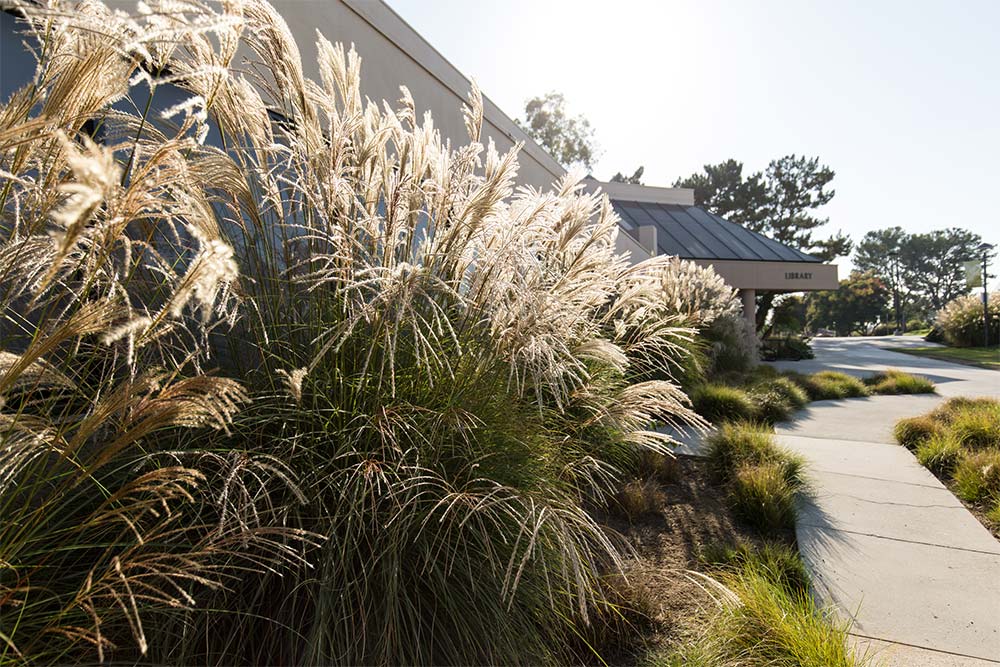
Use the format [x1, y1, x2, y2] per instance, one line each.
[388, 0, 999, 269]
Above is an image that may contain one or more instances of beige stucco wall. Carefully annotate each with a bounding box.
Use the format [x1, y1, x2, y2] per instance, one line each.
[694, 259, 838, 292]
[271, 0, 565, 191]
[92, 0, 566, 190]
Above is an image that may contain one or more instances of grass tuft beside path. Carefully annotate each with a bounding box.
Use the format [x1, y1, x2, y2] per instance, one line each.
[894, 396, 1000, 535]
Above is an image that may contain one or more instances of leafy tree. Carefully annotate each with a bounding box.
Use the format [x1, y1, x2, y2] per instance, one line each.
[673, 158, 768, 230]
[762, 155, 840, 254]
[518, 92, 598, 170]
[675, 155, 852, 329]
[610, 166, 644, 184]
[854, 226, 908, 329]
[770, 294, 807, 335]
[806, 271, 889, 336]
[901, 228, 985, 311]
[855, 226, 986, 317]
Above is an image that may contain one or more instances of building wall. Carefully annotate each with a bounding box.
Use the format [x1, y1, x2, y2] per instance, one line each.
[1, 1, 566, 192]
[275, 0, 566, 191]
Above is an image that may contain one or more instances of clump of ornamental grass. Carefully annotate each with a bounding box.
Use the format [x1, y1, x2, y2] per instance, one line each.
[1, 1, 709, 664]
[692, 383, 758, 424]
[615, 478, 668, 522]
[915, 434, 964, 476]
[987, 501, 1000, 525]
[745, 386, 795, 424]
[784, 370, 868, 401]
[651, 544, 871, 667]
[863, 369, 936, 395]
[705, 422, 804, 535]
[637, 448, 681, 483]
[948, 404, 1000, 449]
[654, 258, 744, 392]
[706, 422, 802, 486]
[700, 541, 810, 596]
[893, 415, 945, 450]
[755, 376, 810, 410]
[730, 462, 799, 532]
[928, 396, 1000, 423]
[952, 449, 1000, 503]
[0, 3, 318, 664]
[896, 398, 1000, 529]
[935, 291, 1000, 347]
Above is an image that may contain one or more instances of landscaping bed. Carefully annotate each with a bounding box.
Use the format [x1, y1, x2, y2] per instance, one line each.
[894, 397, 1000, 537]
[592, 427, 874, 666]
[691, 366, 935, 426]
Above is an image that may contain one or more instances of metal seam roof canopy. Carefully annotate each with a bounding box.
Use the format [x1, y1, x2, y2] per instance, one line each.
[611, 199, 821, 263]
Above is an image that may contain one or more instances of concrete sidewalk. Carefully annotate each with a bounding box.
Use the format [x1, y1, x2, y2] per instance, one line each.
[772, 337, 1000, 665]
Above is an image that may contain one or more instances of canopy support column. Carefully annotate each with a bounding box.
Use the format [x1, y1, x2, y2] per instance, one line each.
[740, 288, 756, 327]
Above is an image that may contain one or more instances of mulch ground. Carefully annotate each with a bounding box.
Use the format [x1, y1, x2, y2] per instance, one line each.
[587, 455, 791, 665]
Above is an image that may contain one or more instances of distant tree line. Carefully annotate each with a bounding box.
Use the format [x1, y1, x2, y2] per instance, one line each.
[771, 227, 990, 337]
[517, 92, 990, 338]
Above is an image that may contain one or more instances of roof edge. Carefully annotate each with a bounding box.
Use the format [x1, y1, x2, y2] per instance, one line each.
[584, 179, 695, 206]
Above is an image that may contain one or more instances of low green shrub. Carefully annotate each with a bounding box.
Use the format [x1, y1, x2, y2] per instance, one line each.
[755, 376, 810, 409]
[916, 434, 964, 476]
[692, 383, 758, 423]
[952, 450, 1000, 503]
[924, 326, 947, 343]
[760, 335, 814, 361]
[746, 387, 794, 424]
[863, 369, 936, 395]
[893, 416, 944, 450]
[787, 371, 869, 401]
[652, 545, 870, 667]
[706, 422, 803, 487]
[731, 463, 800, 532]
[870, 322, 893, 336]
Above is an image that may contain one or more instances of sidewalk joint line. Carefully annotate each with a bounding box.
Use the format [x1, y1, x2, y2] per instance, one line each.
[806, 468, 944, 489]
[821, 493, 967, 509]
[848, 631, 1000, 664]
[799, 523, 1000, 556]
[775, 432, 896, 446]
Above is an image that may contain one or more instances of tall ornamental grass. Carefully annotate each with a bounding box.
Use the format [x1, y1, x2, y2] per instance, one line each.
[0, 1, 704, 664]
[935, 291, 1000, 347]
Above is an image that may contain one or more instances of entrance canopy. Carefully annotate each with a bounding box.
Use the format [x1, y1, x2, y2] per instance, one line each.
[586, 179, 839, 324]
[611, 198, 837, 293]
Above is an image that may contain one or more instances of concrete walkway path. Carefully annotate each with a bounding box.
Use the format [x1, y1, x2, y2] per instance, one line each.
[771, 337, 1000, 665]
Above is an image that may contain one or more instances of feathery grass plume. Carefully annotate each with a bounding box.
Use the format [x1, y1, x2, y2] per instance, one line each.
[935, 290, 1000, 347]
[2, 0, 707, 664]
[0, 2, 311, 664]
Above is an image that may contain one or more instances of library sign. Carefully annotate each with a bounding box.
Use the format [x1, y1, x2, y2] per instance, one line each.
[694, 260, 838, 291]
